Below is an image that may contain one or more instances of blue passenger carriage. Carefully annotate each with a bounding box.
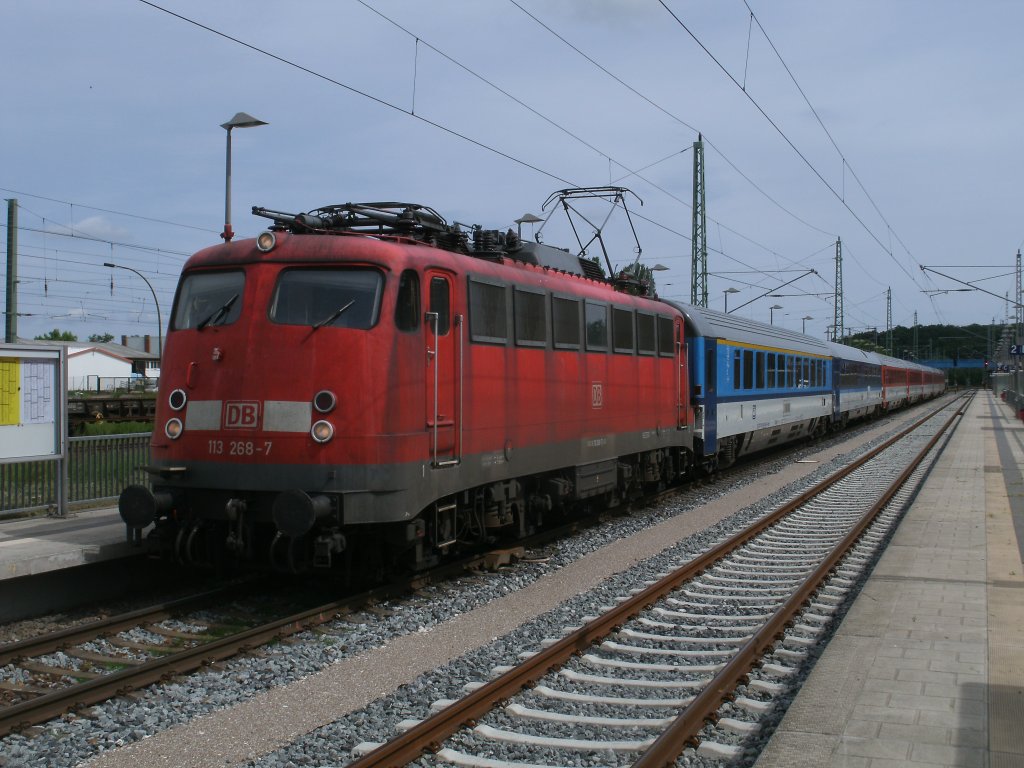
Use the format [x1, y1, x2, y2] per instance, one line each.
[828, 343, 883, 426]
[666, 303, 833, 470]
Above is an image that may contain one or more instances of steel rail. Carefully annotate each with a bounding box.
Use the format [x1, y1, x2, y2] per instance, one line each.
[634, 394, 970, 767]
[0, 595, 355, 738]
[0, 523, 587, 738]
[346, 394, 968, 768]
[0, 584, 253, 667]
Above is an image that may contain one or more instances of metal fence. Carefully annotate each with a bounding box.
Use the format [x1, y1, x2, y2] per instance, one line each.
[0, 433, 152, 518]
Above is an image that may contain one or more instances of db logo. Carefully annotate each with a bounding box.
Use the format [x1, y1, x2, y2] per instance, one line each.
[591, 382, 603, 408]
[224, 401, 260, 429]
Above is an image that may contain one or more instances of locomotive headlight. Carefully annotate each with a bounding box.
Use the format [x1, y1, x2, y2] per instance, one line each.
[168, 388, 188, 411]
[313, 390, 337, 413]
[311, 420, 335, 443]
[256, 231, 276, 253]
[165, 418, 184, 440]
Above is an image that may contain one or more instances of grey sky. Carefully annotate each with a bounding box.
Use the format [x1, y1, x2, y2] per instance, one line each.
[4, 1, 1022, 346]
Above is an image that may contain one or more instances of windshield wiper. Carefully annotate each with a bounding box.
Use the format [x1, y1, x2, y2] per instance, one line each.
[312, 299, 355, 330]
[196, 294, 239, 330]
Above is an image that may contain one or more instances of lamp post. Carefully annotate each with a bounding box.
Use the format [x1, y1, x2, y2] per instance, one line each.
[802, 315, 812, 334]
[104, 262, 162, 361]
[770, 304, 783, 325]
[723, 286, 740, 313]
[221, 112, 268, 242]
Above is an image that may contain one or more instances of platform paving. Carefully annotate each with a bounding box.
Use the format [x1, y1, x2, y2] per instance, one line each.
[0, 506, 137, 581]
[756, 390, 1024, 768]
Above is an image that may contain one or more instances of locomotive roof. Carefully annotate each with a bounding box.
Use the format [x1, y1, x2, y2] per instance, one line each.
[662, 300, 832, 356]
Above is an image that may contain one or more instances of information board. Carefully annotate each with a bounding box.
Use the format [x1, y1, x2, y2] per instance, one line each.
[0, 343, 66, 462]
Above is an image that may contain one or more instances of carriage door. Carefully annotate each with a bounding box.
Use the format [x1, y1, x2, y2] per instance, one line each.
[425, 271, 459, 467]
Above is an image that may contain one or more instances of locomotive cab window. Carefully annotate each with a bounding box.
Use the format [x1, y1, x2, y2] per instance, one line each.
[172, 270, 245, 330]
[269, 268, 382, 329]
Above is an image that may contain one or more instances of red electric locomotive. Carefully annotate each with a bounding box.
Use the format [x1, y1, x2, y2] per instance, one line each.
[118, 199, 695, 575]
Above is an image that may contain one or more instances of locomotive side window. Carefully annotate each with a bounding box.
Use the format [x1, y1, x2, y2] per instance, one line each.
[429, 276, 450, 336]
[469, 279, 507, 343]
[514, 288, 547, 347]
[612, 307, 634, 354]
[552, 296, 581, 349]
[636, 312, 655, 355]
[394, 269, 420, 332]
[269, 268, 382, 329]
[585, 302, 608, 351]
[657, 316, 674, 356]
[172, 270, 245, 330]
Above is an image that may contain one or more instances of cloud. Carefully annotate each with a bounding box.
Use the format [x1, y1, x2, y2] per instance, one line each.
[69, 215, 133, 243]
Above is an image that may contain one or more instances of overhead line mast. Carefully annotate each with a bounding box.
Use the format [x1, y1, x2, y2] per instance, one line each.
[833, 237, 844, 340]
[691, 134, 707, 307]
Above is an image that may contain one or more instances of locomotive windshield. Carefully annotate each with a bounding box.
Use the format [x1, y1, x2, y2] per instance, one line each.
[269, 268, 382, 329]
[172, 270, 245, 330]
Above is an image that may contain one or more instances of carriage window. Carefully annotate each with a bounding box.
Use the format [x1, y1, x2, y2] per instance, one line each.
[269, 268, 381, 329]
[733, 349, 741, 387]
[767, 353, 777, 388]
[172, 270, 245, 330]
[469, 279, 507, 343]
[743, 349, 754, 389]
[757, 351, 766, 389]
[515, 288, 547, 346]
[612, 308, 635, 353]
[786, 356, 795, 387]
[657, 316, 675, 356]
[585, 302, 608, 350]
[552, 296, 581, 348]
[636, 312, 656, 355]
[394, 270, 420, 331]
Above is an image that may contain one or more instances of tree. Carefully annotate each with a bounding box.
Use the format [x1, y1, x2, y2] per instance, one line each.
[34, 329, 78, 341]
[88, 333, 114, 343]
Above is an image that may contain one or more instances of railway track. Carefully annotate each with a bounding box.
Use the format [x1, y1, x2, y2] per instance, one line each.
[0, 396, 960, 750]
[0, 580, 365, 738]
[346, 394, 969, 767]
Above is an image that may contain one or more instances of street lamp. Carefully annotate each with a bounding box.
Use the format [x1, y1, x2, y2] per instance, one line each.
[221, 112, 268, 242]
[770, 304, 783, 325]
[104, 262, 162, 361]
[723, 286, 740, 313]
[802, 315, 812, 334]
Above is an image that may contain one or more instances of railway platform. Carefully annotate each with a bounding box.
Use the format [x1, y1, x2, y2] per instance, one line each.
[757, 389, 1024, 768]
[0, 506, 137, 583]
[0, 506, 152, 622]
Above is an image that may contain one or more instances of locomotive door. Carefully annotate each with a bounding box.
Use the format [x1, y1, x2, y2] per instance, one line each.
[675, 318, 688, 429]
[425, 271, 460, 467]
